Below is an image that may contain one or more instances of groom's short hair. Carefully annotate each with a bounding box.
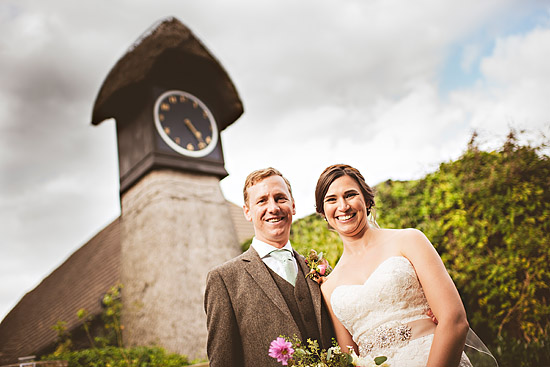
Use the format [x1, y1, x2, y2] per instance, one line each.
[243, 167, 294, 207]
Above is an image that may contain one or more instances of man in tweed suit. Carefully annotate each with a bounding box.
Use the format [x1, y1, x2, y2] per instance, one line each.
[204, 167, 334, 366]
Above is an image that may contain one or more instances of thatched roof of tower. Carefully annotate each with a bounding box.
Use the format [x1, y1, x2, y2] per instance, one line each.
[91, 16, 243, 130]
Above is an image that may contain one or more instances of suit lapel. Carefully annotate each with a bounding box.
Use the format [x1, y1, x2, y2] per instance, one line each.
[242, 248, 294, 319]
[295, 250, 324, 338]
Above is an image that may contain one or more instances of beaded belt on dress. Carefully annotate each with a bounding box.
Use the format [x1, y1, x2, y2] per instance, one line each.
[360, 323, 412, 355]
[359, 318, 436, 356]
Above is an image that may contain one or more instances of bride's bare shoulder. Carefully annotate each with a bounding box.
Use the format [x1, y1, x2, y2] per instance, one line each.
[379, 227, 426, 240]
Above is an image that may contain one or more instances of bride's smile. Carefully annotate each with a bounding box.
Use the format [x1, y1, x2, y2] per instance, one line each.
[336, 213, 356, 221]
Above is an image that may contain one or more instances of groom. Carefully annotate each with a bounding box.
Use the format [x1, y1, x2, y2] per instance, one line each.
[204, 167, 334, 366]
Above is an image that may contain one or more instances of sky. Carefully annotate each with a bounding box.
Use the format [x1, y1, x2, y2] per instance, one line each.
[1, 0, 549, 321]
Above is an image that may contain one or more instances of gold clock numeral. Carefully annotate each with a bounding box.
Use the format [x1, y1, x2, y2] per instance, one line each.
[164, 127, 171, 134]
[202, 111, 208, 119]
[186, 143, 195, 151]
[175, 137, 181, 144]
[159, 114, 165, 122]
[179, 95, 186, 102]
[205, 136, 211, 144]
[198, 142, 206, 150]
[169, 96, 177, 104]
[161, 103, 170, 111]
[192, 101, 198, 109]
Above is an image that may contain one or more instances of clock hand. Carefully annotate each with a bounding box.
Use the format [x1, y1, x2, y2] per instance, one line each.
[183, 119, 206, 146]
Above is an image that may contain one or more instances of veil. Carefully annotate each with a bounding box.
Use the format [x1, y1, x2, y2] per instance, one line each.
[367, 209, 380, 228]
[464, 328, 499, 366]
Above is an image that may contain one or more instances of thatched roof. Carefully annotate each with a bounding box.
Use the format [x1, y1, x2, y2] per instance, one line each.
[91, 16, 243, 130]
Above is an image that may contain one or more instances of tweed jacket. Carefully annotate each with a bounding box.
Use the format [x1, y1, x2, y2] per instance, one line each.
[204, 247, 334, 367]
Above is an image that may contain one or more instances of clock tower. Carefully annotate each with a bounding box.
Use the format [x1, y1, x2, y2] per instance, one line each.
[91, 17, 243, 359]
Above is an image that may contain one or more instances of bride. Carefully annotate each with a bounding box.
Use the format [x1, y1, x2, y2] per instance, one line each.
[316, 164, 473, 367]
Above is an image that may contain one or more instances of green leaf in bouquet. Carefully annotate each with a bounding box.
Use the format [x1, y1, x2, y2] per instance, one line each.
[374, 356, 388, 365]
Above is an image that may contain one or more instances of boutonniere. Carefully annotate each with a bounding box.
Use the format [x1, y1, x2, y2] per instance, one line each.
[304, 249, 331, 284]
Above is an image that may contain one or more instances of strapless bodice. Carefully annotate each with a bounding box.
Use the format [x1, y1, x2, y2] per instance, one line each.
[331, 256, 431, 354]
[330, 256, 473, 367]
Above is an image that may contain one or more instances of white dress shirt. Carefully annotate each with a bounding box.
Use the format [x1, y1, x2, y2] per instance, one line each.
[250, 237, 299, 280]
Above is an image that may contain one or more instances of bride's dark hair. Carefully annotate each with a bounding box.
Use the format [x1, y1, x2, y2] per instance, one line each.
[314, 164, 375, 216]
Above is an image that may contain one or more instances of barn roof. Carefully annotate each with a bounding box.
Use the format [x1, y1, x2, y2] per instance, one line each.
[0, 219, 120, 365]
[0, 201, 252, 365]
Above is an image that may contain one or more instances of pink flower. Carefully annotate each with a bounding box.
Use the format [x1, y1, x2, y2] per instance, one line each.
[317, 264, 327, 275]
[268, 337, 294, 365]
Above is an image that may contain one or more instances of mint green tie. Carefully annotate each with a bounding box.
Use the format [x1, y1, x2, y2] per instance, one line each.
[269, 249, 297, 286]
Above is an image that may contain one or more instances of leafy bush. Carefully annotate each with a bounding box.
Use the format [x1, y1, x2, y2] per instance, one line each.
[43, 346, 190, 367]
[42, 285, 193, 367]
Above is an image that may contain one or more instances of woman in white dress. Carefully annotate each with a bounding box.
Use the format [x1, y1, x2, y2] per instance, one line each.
[315, 164, 473, 367]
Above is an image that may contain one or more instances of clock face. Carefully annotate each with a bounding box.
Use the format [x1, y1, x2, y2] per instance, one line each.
[153, 90, 219, 157]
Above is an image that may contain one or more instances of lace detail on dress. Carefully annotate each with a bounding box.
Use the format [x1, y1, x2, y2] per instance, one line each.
[330, 256, 472, 367]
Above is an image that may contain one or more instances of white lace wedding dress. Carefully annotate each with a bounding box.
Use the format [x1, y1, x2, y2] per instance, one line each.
[331, 256, 472, 367]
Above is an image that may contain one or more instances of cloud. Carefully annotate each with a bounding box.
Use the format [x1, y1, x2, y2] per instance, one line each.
[449, 26, 550, 136]
[1, 0, 549, 321]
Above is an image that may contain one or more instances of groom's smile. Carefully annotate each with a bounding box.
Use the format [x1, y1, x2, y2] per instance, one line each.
[266, 217, 283, 223]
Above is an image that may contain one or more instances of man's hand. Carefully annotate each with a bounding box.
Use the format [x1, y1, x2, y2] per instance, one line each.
[427, 309, 438, 324]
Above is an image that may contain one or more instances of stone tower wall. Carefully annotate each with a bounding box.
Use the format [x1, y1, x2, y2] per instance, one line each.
[120, 169, 241, 359]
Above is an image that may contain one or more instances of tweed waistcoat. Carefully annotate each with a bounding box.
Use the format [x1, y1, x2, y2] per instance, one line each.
[267, 263, 322, 344]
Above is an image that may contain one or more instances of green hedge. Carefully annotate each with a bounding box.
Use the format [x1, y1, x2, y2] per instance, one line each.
[42, 346, 190, 367]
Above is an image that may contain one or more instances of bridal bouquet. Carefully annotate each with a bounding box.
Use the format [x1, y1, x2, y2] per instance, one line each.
[269, 335, 389, 367]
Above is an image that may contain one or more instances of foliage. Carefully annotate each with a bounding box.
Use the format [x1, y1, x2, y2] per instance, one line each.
[290, 131, 550, 367]
[43, 346, 190, 367]
[51, 320, 72, 356]
[290, 213, 343, 266]
[44, 284, 192, 367]
[241, 237, 253, 252]
[77, 308, 95, 349]
[98, 285, 125, 348]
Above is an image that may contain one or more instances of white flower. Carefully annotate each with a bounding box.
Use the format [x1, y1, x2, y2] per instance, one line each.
[328, 345, 342, 354]
[350, 350, 381, 367]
